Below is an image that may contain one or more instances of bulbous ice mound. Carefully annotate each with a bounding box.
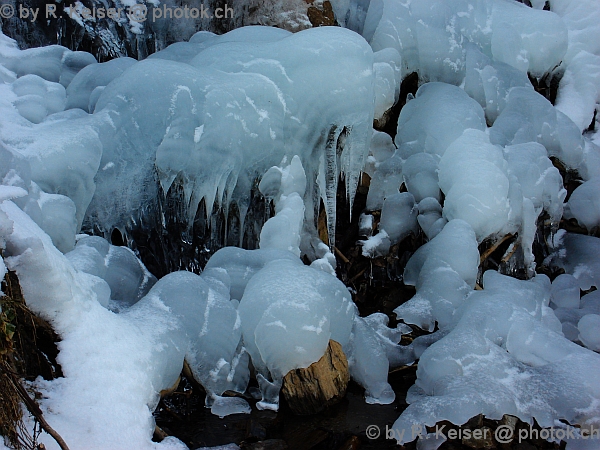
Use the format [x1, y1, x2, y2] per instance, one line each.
[391, 271, 600, 445]
[238, 259, 356, 409]
[546, 231, 600, 291]
[204, 246, 301, 301]
[138, 270, 251, 415]
[394, 83, 486, 159]
[363, 0, 567, 83]
[85, 26, 374, 250]
[66, 235, 157, 308]
[439, 129, 510, 242]
[240, 259, 356, 377]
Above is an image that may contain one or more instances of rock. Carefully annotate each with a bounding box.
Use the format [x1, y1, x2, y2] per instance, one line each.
[338, 436, 361, 450]
[159, 376, 180, 398]
[462, 427, 496, 449]
[281, 340, 349, 415]
[241, 439, 288, 450]
[306, 1, 336, 27]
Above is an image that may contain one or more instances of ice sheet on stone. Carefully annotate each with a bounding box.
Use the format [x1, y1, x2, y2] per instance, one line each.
[139, 270, 250, 415]
[238, 259, 356, 409]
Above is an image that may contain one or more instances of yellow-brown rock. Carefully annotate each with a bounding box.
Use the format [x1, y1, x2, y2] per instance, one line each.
[281, 340, 349, 415]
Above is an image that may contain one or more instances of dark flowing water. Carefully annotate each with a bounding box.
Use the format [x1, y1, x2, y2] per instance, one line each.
[155, 367, 419, 450]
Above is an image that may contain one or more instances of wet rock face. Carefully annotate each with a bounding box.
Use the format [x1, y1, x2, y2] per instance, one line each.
[281, 340, 349, 415]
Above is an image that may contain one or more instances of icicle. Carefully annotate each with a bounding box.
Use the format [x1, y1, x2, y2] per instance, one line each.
[324, 125, 342, 248]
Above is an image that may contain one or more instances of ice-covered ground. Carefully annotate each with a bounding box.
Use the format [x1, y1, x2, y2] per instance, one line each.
[1, 0, 600, 448]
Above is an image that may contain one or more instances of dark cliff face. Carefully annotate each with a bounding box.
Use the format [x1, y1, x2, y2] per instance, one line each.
[0, 0, 341, 61]
[0, 0, 242, 60]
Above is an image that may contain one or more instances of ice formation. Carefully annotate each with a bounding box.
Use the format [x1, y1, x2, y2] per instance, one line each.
[490, 86, 585, 169]
[86, 26, 374, 252]
[366, 81, 565, 262]
[360, 192, 417, 257]
[564, 177, 600, 231]
[2, 0, 600, 447]
[362, 0, 567, 83]
[258, 155, 307, 257]
[135, 270, 251, 417]
[236, 256, 414, 409]
[392, 271, 600, 444]
[65, 235, 157, 308]
[546, 231, 600, 291]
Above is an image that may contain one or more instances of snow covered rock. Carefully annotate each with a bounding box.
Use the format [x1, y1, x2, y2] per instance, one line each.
[0, 198, 187, 450]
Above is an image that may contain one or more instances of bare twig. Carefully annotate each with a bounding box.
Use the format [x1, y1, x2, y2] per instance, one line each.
[501, 242, 519, 263]
[480, 234, 514, 264]
[1, 362, 70, 450]
[333, 246, 350, 264]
